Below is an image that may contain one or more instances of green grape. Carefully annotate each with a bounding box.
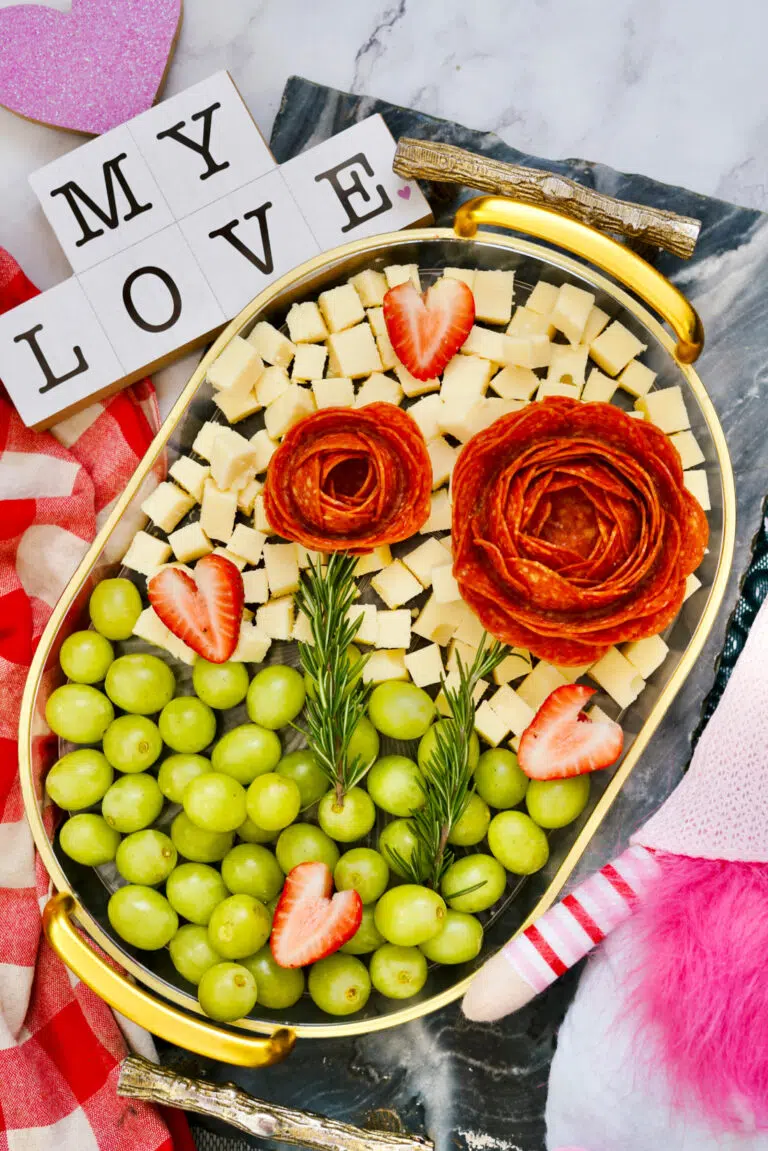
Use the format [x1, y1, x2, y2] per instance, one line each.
[368, 681, 434, 741]
[308, 954, 371, 1016]
[115, 829, 177, 885]
[378, 818, 420, 878]
[102, 714, 162, 773]
[170, 811, 234, 863]
[192, 658, 249, 710]
[474, 748, 529, 809]
[419, 910, 483, 964]
[418, 720, 480, 774]
[441, 853, 506, 913]
[169, 924, 222, 985]
[246, 773, 301, 832]
[240, 946, 305, 1010]
[366, 755, 425, 817]
[525, 776, 590, 829]
[246, 664, 306, 730]
[276, 749, 328, 809]
[275, 823, 339, 874]
[157, 753, 211, 804]
[59, 813, 120, 865]
[183, 772, 247, 833]
[334, 848, 389, 904]
[159, 696, 216, 754]
[488, 811, 549, 874]
[89, 578, 142, 641]
[207, 894, 271, 959]
[45, 684, 114, 744]
[197, 961, 257, 1022]
[447, 792, 491, 846]
[340, 905, 386, 954]
[346, 716, 380, 772]
[317, 787, 376, 843]
[45, 749, 113, 810]
[105, 654, 175, 715]
[60, 630, 114, 684]
[108, 885, 178, 949]
[236, 817, 277, 845]
[221, 843, 284, 902]
[211, 724, 281, 784]
[166, 861, 229, 924]
[102, 772, 163, 833]
[374, 885, 446, 947]
[370, 944, 428, 999]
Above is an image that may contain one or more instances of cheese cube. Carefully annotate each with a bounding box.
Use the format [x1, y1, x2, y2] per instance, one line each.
[436, 674, 488, 716]
[264, 385, 316, 439]
[462, 325, 508, 363]
[588, 647, 645, 709]
[254, 365, 290, 406]
[537, 381, 582, 402]
[622, 634, 669, 679]
[581, 368, 617, 403]
[402, 537, 452, 587]
[169, 522, 213, 562]
[210, 427, 259, 491]
[327, 324, 382, 379]
[201, 480, 237, 543]
[670, 430, 705, 470]
[507, 306, 555, 339]
[207, 336, 263, 393]
[231, 621, 272, 663]
[550, 283, 595, 345]
[292, 610, 314, 645]
[211, 547, 247, 571]
[547, 344, 589, 386]
[237, 477, 263, 515]
[263, 542, 300, 597]
[363, 649, 408, 684]
[636, 386, 690, 434]
[590, 321, 646, 376]
[354, 546, 392, 576]
[356, 372, 403, 407]
[412, 594, 463, 646]
[375, 609, 412, 649]
[440, 354, 493, 411]
[582, 305, 610, 346]
[291, 343, 327, 382]
[253, 494, 271, 533]
[256, 596, 294, 640]
[122, 531, 172, 576]
[348, 603, 378, 646]
[350, 269, 388, 307]
[169, 456, 211, 503]
[446, 637, 477, 675]
[473, 270, 515, 325]
[394, 360, 439, 397]
[408, 394, 444, 441]
[228, 524, 267, 566]
[526, 280, 559, 314]
[627, 410, 646, 420]
[212, 387, 262, 424]
[295, 545, 323, 570]
[552, 661, 594, 683]
[431, 563, 460, 604]
[618, 359, 656, 398]
[474, 700, 510, 746]
[492, 651, 533, 685]
[490, 365, 539, 401]
[488, 684, 536, 737]
[242, 567, 269, 604]
[318, 284, 365, 333]
[133, 606, 171, 649]
[155, 622, 197, 666]
[192, 420, 223, 462]
[366, 307, 387, 338]
[684, 572, 702, 601]
[250, 429, 278, 473]
[517, 662, 569, 711]
[247, 321, 295, 367]
[586, 704, 615, 725]
[452, 605, 485, 648]
[404, 643, 444, 688]
[423, 489, 452, 533]
[141, 482, 195, 533]
[427, 437, 459, 488]
[684, 469, 711, 510]
[312, 377, 356, 408]
[286, 301, 328, 344]
[371, 560, 423, 608]
[442, 267, 477, 289]
[384, 264, 420, 291]
[375, 329, 398, 371]
[437, 399, 481, 442]
[500, 333, 551, 370]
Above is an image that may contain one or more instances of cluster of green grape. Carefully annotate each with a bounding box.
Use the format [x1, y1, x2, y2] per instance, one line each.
[44, 578, 591, 1022]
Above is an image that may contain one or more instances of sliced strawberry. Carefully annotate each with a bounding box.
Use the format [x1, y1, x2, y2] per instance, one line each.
[518, 684, 623, 780]
[383, 277, 475, 381]
[271, 861, 362, 969]
[148, 552, 243, 663]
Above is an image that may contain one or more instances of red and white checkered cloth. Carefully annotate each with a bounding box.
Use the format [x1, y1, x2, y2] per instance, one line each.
[0, 250, 193, 1151]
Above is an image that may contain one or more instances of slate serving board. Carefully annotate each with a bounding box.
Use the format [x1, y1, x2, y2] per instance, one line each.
[161, 78, 768, 1151]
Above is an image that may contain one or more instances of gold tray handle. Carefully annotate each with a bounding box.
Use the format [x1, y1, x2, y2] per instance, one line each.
[43, 893, 295, 1067]
[453, 196, 704, 364]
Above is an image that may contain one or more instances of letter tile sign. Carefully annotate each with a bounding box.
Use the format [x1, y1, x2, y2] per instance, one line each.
[1, 71, 431, 429]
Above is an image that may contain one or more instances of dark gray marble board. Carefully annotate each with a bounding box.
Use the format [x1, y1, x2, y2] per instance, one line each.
[160, 79, 768, 1151]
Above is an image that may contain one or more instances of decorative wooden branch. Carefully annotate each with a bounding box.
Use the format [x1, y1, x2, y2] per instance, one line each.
[394, 138, 701, 259]
[118, 1055, 434, 1151]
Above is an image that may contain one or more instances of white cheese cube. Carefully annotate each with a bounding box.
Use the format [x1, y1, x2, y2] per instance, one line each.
[228, 524, 267, 566]
[431, 563, 460, 603]
[210, 427, 259, 492]
[427, 437, 459, 488]
[250, 429, 278, 474]
[254, 365, 290, 406]
[581, 368, 617, 403]
[169, 522, 213, 563]
[618, 359, 656, 398]
[263, 542, 300, 597]
[684, 572, 702, 601]
[264, 385, 316, 439]
[133, 606, 171, 649]
[547, 344, 589, 386]
[683, 469, 711, 510]
[356, 372, 403, 407]
[211, 547, 247, 570]
[348, 603, 378, 646]
[318, 284, 365, 333]
[404, 643, 444, 688]
[141, 482, 195, 533]
[192, 420, 223, 462]
[552, 661, 594, 683]
[437, 398, 482, 442]
[582, 305, 610, 346]
[409, 394, 444, 441]
[490, 365, 539, 401]
[537, 381, 582, 402]
[256, 596, 294, 640]
[366, 307, 387, 338]
[291, 343, 327, 382]
[436, 674, 487, 715]
[201, 480, 237, 543]
[122, 531, 172, 576]
[588, 647, 645, 709]
[517, 662, 569, 711]
[242, 567, 269, 604]
[474, 700, 510, 746]
[492, 651, 533, 685]
[312, 377, 356, 408]
[286, 301, 328, 344]
[231, 621, 272, 663]
[327, 324, 382, 379]
[526, 280, 559, 314]
[670, 430, 705, 470]
[500, 333, 551, 370]
[550, 283, 595, 344]
[622, 634, 669, 679]
[446, 637, 478, 676]
[207, 336, 263, 394]
[253, 494, 271, 533]
[169, 456, 211, 502]
[488, 684, 536, 737]
[440, 354, 493, 412]
[452, 604, 485, 648]
[212, 387, 262, 425]
[374, 329, 398, 371]
[590, 321, 646, 376]
[507, 306, 555, 339]
[636, 386, 690, 434]
[627, 410, 646, 420]
[371, 560, 423, 608]
[402, 537, 452, 587]
[350, 269, 388, 307]
[375, 609, 412, 649]
[237, 478, 263, 515]
[442, 267, 476, 289]
[462, 325, 508, 363]
[354, 546, 392, 576]
[248, 321, 295, 368]
[586, 704, 615, 726]
[295, 545, 324, 570]
[384, 264, 420, 291]
[473, 270, 515, 325]
[394, 360, 439, 397]
[412, 594, 464, 646]
[363, 649, 408, 683]
[423, 489, 452, 533]
[292, 610, 315, 645]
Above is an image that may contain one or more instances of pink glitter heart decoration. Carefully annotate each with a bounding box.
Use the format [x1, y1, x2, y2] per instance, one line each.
[0, 0, 183, 136]
[397, 186, 411, 200]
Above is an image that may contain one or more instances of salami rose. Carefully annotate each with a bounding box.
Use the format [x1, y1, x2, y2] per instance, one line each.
[264, 403, 432, 553]
[451, 397, 708, 665]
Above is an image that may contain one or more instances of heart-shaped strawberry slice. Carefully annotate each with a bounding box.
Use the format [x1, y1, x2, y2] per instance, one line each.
[383, 277, 475, 381]
[518, 684, 624, 780]
[271, 861, 363, 969]
[148, 553, 243, 664]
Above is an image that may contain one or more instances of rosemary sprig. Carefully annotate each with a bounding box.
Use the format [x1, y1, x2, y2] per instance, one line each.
[294, 552, 371, 803]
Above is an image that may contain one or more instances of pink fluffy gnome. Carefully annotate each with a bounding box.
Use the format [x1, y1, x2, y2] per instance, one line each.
[463, 592, 768, 1150]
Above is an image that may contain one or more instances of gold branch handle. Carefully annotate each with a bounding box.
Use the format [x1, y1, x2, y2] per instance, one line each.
[118, 1055, 434, 1151]
[394, 138, 701, 259]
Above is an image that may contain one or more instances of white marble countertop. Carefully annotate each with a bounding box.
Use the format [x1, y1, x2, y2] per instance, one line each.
[3, 0, 768, 416]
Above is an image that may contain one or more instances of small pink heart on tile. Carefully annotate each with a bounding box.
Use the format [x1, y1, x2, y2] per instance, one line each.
[397, 185, 412, 200]
[0, 0, 182, 136]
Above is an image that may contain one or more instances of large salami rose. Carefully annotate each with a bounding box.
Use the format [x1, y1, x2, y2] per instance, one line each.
[452, 397, 708, 665]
